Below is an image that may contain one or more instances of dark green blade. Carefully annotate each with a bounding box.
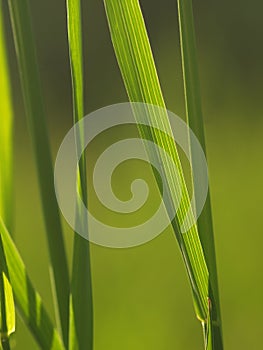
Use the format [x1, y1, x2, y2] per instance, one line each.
[66, 0, 93, 348]
[177, 1, 223, 348]
[7, 0, 70, 345]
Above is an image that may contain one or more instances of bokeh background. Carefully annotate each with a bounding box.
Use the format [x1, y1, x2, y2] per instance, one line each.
[2, 0, 263, 348]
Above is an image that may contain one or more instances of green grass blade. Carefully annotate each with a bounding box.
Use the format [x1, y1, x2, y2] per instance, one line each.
[177, 1, 223, 348]
[7, 0, 70, 345]
[66, 0, 93, 349]
[0, 6, 15, 348]
[0, 218, 65, 350]
[0, 1, 13, 233]
[0, 238, 15, 344]
[104, 0, 209, 322]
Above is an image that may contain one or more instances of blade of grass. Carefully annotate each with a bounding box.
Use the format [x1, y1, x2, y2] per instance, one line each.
[0, 0, 13, 233]
[0, 218, 65, 350]
[0, 5, 15, 348]
[0, 237, 15, 347]
[104, 0, 210, 323]
[7, 0, 69, 345]
[66, 0, 93, 349]
[177, 1, 223, 348]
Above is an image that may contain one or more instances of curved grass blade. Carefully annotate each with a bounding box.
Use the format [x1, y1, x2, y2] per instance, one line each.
[104, 0, 209, 322]
[0, 6, 15, 349]
[0, 218, 65, 350]
[177, 1, 223, 348]
[66, 0, 93, 348]
[7, 0, 70, 345]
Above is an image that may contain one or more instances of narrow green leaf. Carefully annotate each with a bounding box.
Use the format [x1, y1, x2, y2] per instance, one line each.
[0, 241, 15, 340]
[0, 218, 65, 350]
[177, 1, 223, 348]
[7, 0, 70, 345]
[0, 0, 13, 233]
[104, 0, 209, 321]
[0, 273, 15, 336]
[0, 5, 15, 347]
[66, 0, 93, 349]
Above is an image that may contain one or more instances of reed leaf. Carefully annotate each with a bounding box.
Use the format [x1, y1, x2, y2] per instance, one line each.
[104, 0, 210, 324]
[7, 0, 69, 345]
[66, 0, 93, 348]
[0, 1, 13, 232]
[0, 5, 15, 348]
[177, 1, 223, 348]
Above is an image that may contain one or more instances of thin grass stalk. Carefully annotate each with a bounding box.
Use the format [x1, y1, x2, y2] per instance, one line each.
[104, 0, 210, 323]
[0, 4, 15, 348]
[177, 1, 223, 348]
[66, 0, 93, 348]
[7, 0, 70, 345]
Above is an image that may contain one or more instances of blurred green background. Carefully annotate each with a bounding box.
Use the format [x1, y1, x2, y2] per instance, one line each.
[2, 0, 263, 349]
